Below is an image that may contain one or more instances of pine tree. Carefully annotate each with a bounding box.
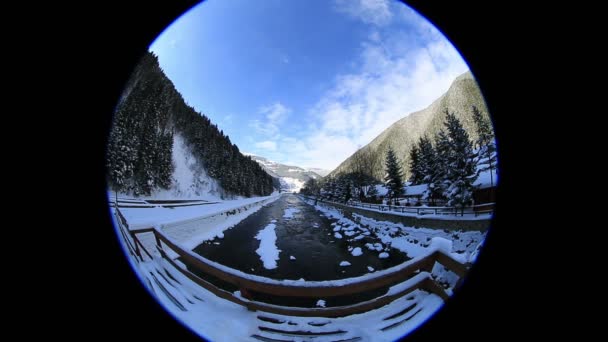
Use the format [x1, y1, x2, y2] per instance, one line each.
[424, 132, 448, 205]
[383, 147, 404, 202]
[106, 105, 138, 191]
[155, 131, 174, 189]
[408, 145, 422, 184]
[443, 111, 478, 214]
[410, 136, 435, 186]
[472, 105, 497, 187]
[366, 183, 379, 203]
[106, 51, 278, 198]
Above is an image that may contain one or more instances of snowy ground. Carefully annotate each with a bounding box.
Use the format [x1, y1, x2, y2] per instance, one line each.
[115, 194, 279, 230]
[129, 252, 444, 341]
[112, 192, 487, 341]
[114, 193, 281, 252]
[308, 198, 486, 264]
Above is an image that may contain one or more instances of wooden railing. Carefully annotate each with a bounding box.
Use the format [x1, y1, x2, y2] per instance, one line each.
[114, 207, 469, 318]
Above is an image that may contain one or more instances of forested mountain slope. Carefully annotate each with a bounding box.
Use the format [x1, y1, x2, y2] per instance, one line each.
[106, 52, 275, 198]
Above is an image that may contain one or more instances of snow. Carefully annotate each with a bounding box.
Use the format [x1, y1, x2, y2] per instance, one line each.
[429, 237, 453, 254]
[290, 255, 296, 260]
[303, 197, 486, 261]
[404, 183, 428, 196]
[334, 232, 343, 239]
[255, 222, 281, 270]
[279, 177, 306, 193]
[379, 252, 390, 259]
[117, 194, 278, 231]
[334, 198, 490, 221]
[474, 168, 498, 189]
[110, 190, 471, 342]
[113, 211, 454, 340]
[145, 134, 223, 200]
[351, 247, 363, 256]
[386, 272, 430, 296]
[116, 194, 281, 251]
[374, 184, 389, 196]
[282, 207, 300, 219]
[129, 252, 446, 341]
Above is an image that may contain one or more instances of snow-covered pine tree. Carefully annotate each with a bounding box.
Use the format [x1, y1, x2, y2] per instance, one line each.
[335, 174, 353, 203]
[424, 132, 448, 205]
[472, 105, 497, 187]
[408, 144, 422, 184]
[418, 136, 435, 183]
[384, 147, 404, 202]
[366, 183, 379, 203]
[106, 104, 138, 191]
[443, 111, 478, 214]
[106, 51, 276, 198]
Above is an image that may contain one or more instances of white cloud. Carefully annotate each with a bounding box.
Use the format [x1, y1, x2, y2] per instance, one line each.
[221, 114, 234, 125]
[334, 0, 393, 26]
[250, 102, 291, 138]
[255, 140, 277, 151]
[368, 30, 381, 42]
[266, 11, 468, 171]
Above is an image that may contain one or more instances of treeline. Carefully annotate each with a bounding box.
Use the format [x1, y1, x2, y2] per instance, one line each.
[301, 107, 497, 209]
[408, 108, 496, 208]
[106, 52, 275, 197]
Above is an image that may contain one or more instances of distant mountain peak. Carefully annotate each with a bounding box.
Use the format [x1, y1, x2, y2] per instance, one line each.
[248, 155, 323, 192]
[305, 167, 331, 177]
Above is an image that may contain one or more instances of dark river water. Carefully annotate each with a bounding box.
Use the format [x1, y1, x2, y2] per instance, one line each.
[192, 193, 408, 281]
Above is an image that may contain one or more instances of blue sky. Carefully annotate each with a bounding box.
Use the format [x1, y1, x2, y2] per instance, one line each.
[150, 0, 468, 170]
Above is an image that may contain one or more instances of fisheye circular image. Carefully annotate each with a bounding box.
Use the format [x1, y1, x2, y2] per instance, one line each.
[106, 0, 497, 340]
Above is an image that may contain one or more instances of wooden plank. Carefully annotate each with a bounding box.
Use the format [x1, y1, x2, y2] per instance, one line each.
[421, 277, 450, 301]
[258, 326, 346, 336]
[432, 251, 469, 277]
[134, 235, 153, 260]
[382, 302, 417, 321]
[131, 227, 156, 234]
[158, 247, 253, 307]
[245, 275, 427, 317]
[380, 307, 423, 331]
[160, 247, 433, 317]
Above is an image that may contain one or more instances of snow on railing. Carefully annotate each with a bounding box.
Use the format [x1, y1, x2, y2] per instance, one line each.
[124, 223, 469, 317]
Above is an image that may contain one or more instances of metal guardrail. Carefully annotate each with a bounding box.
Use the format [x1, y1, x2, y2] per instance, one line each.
[304, 195, 494, 217]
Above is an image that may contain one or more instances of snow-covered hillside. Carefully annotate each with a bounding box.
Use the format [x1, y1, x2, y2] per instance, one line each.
[306, 167, 331, 177]
[279, 177, 306, 193]
[132, 134, 225, 201]
[247, 154, 322, 193]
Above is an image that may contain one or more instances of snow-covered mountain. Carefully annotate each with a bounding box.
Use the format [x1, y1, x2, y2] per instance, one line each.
[247, 155, 322, 193]
[306, 168, 331, 177]
[328, 71, 491, 180]
[106, 52, 276, 199]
